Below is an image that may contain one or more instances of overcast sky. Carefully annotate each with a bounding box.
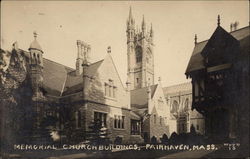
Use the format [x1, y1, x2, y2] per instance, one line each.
[1, 1, 249, 87]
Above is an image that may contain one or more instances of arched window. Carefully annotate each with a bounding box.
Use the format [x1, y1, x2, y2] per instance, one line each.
[37, 54, 41, 64]
[184, 98, 189, 112]
[171, 100, 179, 113]
[135, 46, 142, 63]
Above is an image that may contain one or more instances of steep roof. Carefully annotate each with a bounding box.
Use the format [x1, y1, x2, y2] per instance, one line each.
[42, 58, 74, 96]
[62, 60, 104, 96]
[163, 82, 191, 97]
[42, 58, 104, 97]
[185, 26, 250, 75]
[29, 39, 43, 52]
[130, 84, 158, 109]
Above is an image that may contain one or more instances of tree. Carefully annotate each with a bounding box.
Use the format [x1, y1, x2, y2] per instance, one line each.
[160, 134, 169, 144]
[86, 119, 110, 145]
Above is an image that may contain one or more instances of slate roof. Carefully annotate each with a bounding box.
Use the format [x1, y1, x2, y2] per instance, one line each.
[130, 84, 158, 109]
[41, 57, 104, 96]
[62, 60, 104, 96]
[186, 26, 250, 75]
[163, 82, 191, 96]
[42, 58, 74, 96]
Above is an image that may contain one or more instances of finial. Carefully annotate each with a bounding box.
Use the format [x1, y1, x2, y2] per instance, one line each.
[217, 15, 220, 26]
[150, 23, 153, 36]
[129, 6, 132, 18]
[194, 34, 197, 45]
[158, 77, 161, 82]
[33, 31, 38, 39]
[230, 23, 233, 32]
[107, 46, 111, 53]
[142, 15, 146, 30]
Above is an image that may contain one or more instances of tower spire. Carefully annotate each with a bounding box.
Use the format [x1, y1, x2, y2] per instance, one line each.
[150, 23, 153, 37]
[129, 6, 132, 19]
[142, 15, 146, 31]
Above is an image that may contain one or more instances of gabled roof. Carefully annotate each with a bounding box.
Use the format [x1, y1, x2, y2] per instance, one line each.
[42, 58, 74, 96]
[186, 26, 250, 75]
[62, 60, 104, 96]
[130, 84, 158, 109]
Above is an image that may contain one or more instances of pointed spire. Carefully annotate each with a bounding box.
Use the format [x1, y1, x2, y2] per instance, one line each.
[129, 6, 132, 19]
[150, 23, 153, 37]
[194, 34, 197, 45]
[142, 15, 146, 31]
[217, 15, 220, 26]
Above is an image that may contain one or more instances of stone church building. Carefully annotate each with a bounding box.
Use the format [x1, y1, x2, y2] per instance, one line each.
[0, 8, 205, 145]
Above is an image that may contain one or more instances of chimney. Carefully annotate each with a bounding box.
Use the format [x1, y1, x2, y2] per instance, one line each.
[107, 46, 111, 54]
[86, 45, 91, 64]
[77, 40, 81, 59]
[76, 40, 83, 76]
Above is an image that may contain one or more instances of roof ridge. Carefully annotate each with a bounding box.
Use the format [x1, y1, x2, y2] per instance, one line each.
[196, 25, 249, 45]
[131, 84, 158, 92]
[43, 58, 74, 70]
[164, 82, 191, 89]
[229, 25, 250, 34]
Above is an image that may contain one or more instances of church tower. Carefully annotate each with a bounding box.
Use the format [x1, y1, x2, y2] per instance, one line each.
[127, 7, 154, 90]
[29, 31, 44, 100]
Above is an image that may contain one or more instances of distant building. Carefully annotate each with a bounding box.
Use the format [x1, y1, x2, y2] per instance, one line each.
[126, 7, 173, 142]
[185, 15, 249, 148]
[163, 82, 205, 135]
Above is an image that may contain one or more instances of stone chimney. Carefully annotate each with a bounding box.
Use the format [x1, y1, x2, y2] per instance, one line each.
[76, 40, 83, 76]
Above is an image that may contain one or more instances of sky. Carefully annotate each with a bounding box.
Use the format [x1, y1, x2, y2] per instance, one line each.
[1, 1, 249, 87]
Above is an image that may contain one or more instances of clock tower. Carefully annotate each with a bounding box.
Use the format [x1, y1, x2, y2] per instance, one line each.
[126, 7, 154, 90]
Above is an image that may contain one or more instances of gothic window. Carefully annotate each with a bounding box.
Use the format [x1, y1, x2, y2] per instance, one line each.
[114, 115, 125, 129]
[37, 54, 40, 64]
[171, 100, 179, 113]
[105, 83, 108, 96]
[184, 98, 189, 112]
[136, 78, 139, 84]
[154, 114, 156, 124]
[131, 120, 140, 135]
[94, 111, 107, 127]
[135, 46, 142, 63]
[158, 97, 164, 110]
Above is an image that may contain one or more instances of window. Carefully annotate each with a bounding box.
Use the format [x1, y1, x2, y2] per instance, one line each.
[104, 80, 116, 98]
[131, 120, 140, 135]
[114, 115, 125, 129]
[136, 78, 139, 84]
[94, 111, 107, 127]
[184, 98, 189, 112]
[171, 100, 179, 113]
[75, 111, 82, 128]
[135, 46, 142, 63]
[105, 83, 108, 96]
[154, 114, 156, 124]
[197, 124, 199, 130]
[158, 97, 164, 110]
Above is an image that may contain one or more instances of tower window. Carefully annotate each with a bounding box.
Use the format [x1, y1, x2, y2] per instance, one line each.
[135, 46, 142, 63]
[136, 78, 139, 84]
